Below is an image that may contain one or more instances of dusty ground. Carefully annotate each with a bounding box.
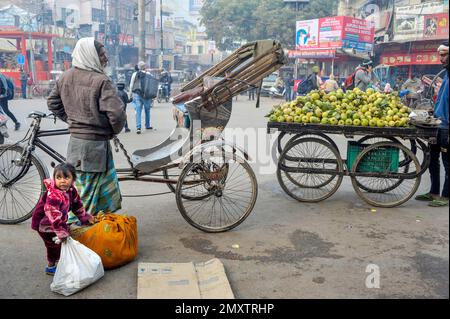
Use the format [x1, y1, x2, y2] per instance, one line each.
[0, 95, 448, 299]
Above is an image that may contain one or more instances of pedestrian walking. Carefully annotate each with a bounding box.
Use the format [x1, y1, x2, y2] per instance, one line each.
[19, 67, 27, 99]
[324, 74, 339, 93]
[248, 87, 256, 100]
[47, 37, 126, 216]
[354, 61, 373, 91]
[415, 41, 449, 207]
[0, 72, 20, 130]
[283, 73, 294, 101]
[31, 163, 94, 275]
[129, 61, 155, 134]
[117, 82, 131, 133]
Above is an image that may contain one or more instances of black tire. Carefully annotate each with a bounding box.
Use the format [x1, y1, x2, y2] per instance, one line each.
[277, 137, 344, 203]
[0, 145, 48, 224]
[351, 142, 421, 208]
[176, 153, 257, 233]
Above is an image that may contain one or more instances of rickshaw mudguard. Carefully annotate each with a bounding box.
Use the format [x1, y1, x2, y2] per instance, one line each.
[178, 140, 252, 168]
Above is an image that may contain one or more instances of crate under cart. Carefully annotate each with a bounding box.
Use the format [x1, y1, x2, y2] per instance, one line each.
[267, 122, 439, 208]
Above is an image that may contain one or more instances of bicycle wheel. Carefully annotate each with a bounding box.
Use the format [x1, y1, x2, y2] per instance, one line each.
[0, 145, 48, 224]
[176, 152, 257, 233]
[277, 137, 344, 202]
[351, 142, 421, 208]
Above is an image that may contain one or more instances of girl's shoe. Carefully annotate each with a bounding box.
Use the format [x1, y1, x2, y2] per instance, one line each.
[45, 265, 57, 276]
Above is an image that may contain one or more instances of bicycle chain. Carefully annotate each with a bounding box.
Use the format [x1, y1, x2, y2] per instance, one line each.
[113, 136, 135, 170]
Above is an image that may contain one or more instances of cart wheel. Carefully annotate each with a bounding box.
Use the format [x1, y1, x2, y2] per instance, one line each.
[277, 132, 339, 155]
[176, 152, 257, 233]
[277, 137, 344, 203]
[354, 136, 416, 193]
[351, 142, 421, 208]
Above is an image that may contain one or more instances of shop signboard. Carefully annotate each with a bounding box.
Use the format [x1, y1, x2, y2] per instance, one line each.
[394, 2, 445, 41]
[380, 52, 441, 66]
[288, 49, 336, 59]
[423, 13, 449, 40]
[296, 19, 320, 49]
[318, 16, 343, 49]
[296, 16, 374, 53]
[341, 17, 374, 51]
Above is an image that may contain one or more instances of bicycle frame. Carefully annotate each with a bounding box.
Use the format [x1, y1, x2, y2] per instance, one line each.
[1, 117, 69, 187]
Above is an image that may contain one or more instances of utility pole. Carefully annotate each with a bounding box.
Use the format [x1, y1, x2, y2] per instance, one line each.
[159, 0, 164, 69]
[138, 0, 145, 62]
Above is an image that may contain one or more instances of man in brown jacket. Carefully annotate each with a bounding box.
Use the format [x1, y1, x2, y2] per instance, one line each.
[47, 38, 126, 216]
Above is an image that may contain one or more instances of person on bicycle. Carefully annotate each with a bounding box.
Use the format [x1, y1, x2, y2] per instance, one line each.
[47, 37, 126, 217]
[159, 69, 172, 97]
[415, 40, 449, 207]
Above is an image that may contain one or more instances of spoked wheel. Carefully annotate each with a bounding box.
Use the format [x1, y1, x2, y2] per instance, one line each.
[277, 137, 344, 203]
[354, 136, 417, 193]
[350, 142, 421, 208]
[165, 166, 212, 201]
[277, 132, 339, 156]
[0, 145, 47, 224]
[176, 152, 257, 233]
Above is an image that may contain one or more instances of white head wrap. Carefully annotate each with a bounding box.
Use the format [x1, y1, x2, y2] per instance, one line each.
[72, 37, 104, 73]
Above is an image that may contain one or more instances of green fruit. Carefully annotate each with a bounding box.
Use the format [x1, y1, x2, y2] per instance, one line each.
[278, 116, 286, 123]
[310, 116, 320, 124]
[346, 119, 354, 126]
[286, 116, 294, 123]
[302, 116, 309, 124]
[361, 119, 369, 126]
[338, 120, 345, 126]
[322, 111, 330, 118]
[369, 119, 377, 127]
[294, 116, 302, 123]
[321, 118, 329, 125]
[353, 119, 361, 126]
[329, 118, 338, 125]
[377, 120, 385, 128]
[270, 114, 278, 122]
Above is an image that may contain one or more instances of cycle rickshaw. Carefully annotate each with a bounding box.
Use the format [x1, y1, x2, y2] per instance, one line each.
[0, 40, 286, 232]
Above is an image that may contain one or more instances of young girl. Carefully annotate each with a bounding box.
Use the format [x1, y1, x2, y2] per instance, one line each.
[31, 163, 94, 275]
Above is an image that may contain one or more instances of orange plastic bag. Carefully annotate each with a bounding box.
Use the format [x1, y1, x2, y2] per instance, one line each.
[71, 213, 138, 269]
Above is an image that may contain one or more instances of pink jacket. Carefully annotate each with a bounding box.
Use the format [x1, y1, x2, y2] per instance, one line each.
[31, 179, 93, 239]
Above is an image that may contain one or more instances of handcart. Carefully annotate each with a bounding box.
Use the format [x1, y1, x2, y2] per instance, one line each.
[267, 122, 439, 208]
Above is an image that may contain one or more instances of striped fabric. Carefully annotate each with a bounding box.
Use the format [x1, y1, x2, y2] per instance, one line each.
[68, 156, 122, 223]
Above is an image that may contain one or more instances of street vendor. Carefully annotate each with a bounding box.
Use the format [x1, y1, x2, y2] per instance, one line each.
[47, 37, 126, 216]
[415, 40, 449, 207]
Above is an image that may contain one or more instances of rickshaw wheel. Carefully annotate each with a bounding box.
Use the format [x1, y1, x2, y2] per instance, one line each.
[277, 137, 344, 203]
[351, 142, 421, 208]
[164, 168, 211, 201]
[176, 152, 257, 233]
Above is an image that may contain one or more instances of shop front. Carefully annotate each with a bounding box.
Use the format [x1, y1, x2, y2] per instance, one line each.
[0, 30, 56, 87]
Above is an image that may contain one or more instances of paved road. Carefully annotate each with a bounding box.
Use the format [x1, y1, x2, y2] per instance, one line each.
[0, 95, 448, 299]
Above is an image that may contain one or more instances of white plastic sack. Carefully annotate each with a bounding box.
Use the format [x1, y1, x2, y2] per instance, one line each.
[50, 237, 104, 296]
